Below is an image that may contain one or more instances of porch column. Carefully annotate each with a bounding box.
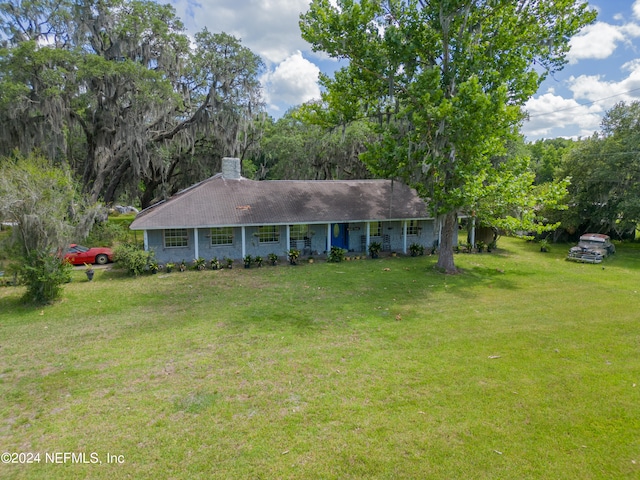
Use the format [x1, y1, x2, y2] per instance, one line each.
[143, 230, 148, 251]
[326, 223, 331, 252]
[403, 221, 408, 254]
[366, 222, 371, 252]
[194, 228, 199, 259]
[241, 226, 246, 259]
[286, 225, 291, 252]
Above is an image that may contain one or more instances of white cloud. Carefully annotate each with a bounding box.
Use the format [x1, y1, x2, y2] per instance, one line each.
[262, 51, 321, 112]
[633, 0, 640, 19]
[523, 60, 640, 140]
[567, 21, 640, 64]
[568, 60, 640, 105]
[523, 91, 602, 139]
[169, 1, 321, 116]
[171, 0, 312, 64]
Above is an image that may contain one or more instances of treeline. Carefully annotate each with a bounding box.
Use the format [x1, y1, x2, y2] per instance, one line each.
[526, 101, 640, 240]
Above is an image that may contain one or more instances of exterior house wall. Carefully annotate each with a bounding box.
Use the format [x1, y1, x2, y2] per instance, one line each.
[243, 225, 287, 259]
[144, 219, 455, 265]
[198, 227, 244, 260]
[147, 229, 195, 264]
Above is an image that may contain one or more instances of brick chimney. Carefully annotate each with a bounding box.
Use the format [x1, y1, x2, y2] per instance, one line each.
[221, 157, 242, 179]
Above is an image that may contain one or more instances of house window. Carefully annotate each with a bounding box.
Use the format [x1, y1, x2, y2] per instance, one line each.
[290, 224, 309, 241]
[257, 225, 280, 243]
[407, 220, 419, 235]
[211, 227, 233, 245]
[370, 221, 382, 237]
[164, 228, 188, 247]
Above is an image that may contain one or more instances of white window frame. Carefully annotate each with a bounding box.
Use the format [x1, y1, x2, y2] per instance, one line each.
[210, 227, 234, 246]
[290, 224, 309, 241]
[257, 225, 280, 243]
[164, 228, 188, 248]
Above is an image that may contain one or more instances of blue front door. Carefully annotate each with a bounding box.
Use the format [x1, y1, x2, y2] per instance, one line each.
[332, 223, 349, 250]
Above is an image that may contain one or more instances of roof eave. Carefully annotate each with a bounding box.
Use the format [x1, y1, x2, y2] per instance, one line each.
[130, 216, 436, 231]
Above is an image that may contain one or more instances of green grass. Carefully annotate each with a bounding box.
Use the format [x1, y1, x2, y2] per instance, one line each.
[1, 237, 639, 479]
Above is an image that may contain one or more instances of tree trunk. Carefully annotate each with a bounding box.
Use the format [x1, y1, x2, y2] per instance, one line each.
[103, 158, 131, 205]
[436, 211, 459, 274]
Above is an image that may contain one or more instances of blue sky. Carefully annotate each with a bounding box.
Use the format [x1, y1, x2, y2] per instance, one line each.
[169, 0, 640, 141]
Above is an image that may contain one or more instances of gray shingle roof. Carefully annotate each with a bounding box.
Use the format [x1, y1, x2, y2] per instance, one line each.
[130, 174, 432, 230]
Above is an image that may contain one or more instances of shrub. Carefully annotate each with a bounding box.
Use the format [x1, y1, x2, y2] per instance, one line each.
[19, 250, 72, 304]
[539, 238, 550, 252]
[327, 246, 346, 263]
[193, 257, 206, 270]
[114, 243, 153, 276]
[409, 243, 425, 256]
[287, 249, 300, 265]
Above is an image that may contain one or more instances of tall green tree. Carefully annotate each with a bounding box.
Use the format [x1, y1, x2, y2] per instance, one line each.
[255, 106, 376, 180]
[0, 0, 264, 207]
[558, 102, 640, 237]
[300, 0, 595, 272]
[0, 152, 98, 304]
[527, 138, 576, 184]
[469, 137, 570, 241]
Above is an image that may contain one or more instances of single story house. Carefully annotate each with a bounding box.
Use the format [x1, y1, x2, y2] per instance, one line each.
[129, 157, 452, 263]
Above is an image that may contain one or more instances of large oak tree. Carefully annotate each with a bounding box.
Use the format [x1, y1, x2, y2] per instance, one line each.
[300, 0, 595, 272]
[0, 0, 264, 207]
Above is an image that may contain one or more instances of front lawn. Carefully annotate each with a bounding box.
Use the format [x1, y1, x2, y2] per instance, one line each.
[0, 237, 638, 479]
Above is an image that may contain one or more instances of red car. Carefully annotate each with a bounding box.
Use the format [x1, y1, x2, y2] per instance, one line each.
[64, 244, 114, 265]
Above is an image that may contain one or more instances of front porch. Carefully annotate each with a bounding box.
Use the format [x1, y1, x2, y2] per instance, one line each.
[143, 219, 443, 265]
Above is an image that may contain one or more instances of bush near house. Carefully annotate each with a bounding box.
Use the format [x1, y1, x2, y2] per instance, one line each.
[327, 246, 346, 262]
[113, 243, 154, 276]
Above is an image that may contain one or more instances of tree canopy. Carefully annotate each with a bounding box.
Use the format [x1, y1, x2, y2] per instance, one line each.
[0, 0, 265, 207]
[468, 137, 570, 240]
[252, 106, 377, 181]
[300, 0, 596, 272]
[556, 102, 640, 238]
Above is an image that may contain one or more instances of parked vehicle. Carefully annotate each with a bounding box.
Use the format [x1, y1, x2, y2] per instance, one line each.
[64, 244, 114, 265]
[567, 233, 615, 264]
